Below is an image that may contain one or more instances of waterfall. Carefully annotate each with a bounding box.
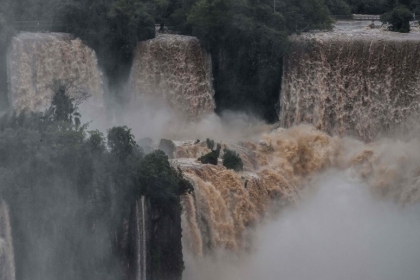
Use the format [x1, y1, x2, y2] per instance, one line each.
[176, 127, 336, 254]
[7, 32, 104, 115]
[174, 124, 420, 256]
[135, 196, 147, 280]
[280, 29, 420, 141]
[129, 34, 215, 120]
[0, 200, 15, 280]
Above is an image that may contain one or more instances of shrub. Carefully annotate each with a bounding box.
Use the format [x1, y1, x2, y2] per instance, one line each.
[381, 5, 414, 33]
[198, 143, 221, 165]
[107, 126, 138, 160]
[158, 139, 176, 159]
[206, 138, 215, 150]
[222, 149, 243, 172]
[137, 150, 193, 204]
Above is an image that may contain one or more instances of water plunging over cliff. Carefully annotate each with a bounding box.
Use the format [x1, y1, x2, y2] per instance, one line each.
[0, 200, 15, 280]
[183, 168, 420, 280]
[135, 197, 148, 280]
[129, 35, 215, 120]
[280, 28, 420, 141]
[174, 124, 420, 257]
[7, 32, 104, 115]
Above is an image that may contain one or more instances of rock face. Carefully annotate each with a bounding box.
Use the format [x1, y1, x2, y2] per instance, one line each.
[0, 200, 15, 280]
[148, 198, 183, 280]
[119, 196, 183, 280]
[129, 35, 215, 120]
[7, 32, 104, 114]
[280, 30, 420, 141]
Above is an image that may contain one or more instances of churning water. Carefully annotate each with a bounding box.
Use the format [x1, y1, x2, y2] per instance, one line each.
[184, 171, 420, 280]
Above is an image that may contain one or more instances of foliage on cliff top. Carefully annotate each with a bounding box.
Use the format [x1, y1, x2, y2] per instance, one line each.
[137, 150, 193, 204]
[0, 86, 192, 280]
[325, 0, 352, 15]
[183, 0, 333, 122]
[206, 138, 215, 150]
[222, 148, 244, 172]
[343, 0, 420, 14]
[381, 5, 414, 32]
[199, 143, 221, 165]
[55, 0, 155, 101]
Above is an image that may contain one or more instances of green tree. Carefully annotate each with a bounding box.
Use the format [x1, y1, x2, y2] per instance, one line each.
[0, 92, 193, 280]
[206, 138, 215, 150]
[86, 130, 106, 154]
[137, 150, 193, 204]
[381, 5, 414, 32]
[325, 0, 352, 14]
[47, 82, 84, 128]
[56, 0, 155, 106]
[198, 143, 221, 165]
[107, 126, 138, 160]
[222, 149, 244, 172]
[186, 0, 332, 122]
[344, 0, 388, 14]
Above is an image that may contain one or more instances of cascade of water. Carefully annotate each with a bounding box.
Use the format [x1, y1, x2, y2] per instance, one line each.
[141, 196, 146, 280]
[175, 124, 420, 256]
[0, 200, 15, 280]
[280, 29, 420, 141]
[7, 32, 104, 116]
[129, 34, 215, 120]
[135, 196, 147, 280]
[183, 170, 420, 280]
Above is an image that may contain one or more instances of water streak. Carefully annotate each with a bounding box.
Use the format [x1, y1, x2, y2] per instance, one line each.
[135, 196, 147, 280]
[0, 200, 15, 280]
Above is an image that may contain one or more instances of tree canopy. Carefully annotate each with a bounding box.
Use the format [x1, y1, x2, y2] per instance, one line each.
[343, 0, 420, 14]
[0, 84, 192, 280]
[381, 5, 414, 32]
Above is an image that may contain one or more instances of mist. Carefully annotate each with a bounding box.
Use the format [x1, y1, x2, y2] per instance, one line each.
[183, 170, 420, 280]
[80, 93, 271, 144]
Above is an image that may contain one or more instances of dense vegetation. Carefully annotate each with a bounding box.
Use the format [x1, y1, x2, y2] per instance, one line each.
[0, 87, 192, 280]
[381, 5, 414, 32]
[344, 0, 420, 14]
[184, 0, 332, 121]
[222, 149, 244, 172]
[198, 143, 221, 165]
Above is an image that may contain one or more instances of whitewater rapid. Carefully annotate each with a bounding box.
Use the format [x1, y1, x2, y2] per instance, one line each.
[183, 170, 420, 280]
